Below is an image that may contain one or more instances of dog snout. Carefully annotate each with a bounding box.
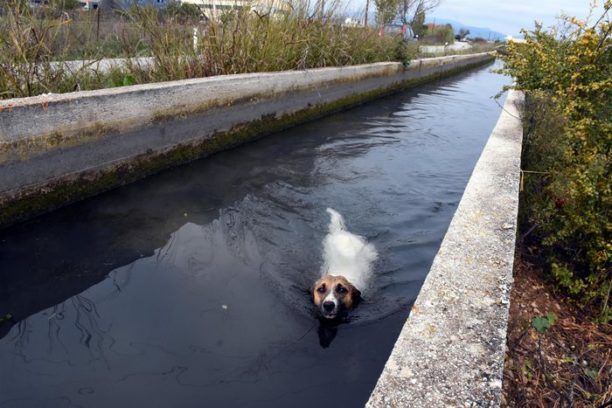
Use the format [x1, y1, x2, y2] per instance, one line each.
[323, 301, 335, 312]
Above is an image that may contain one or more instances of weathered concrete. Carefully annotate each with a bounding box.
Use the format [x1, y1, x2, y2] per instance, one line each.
[56, 56, 155, 74]
[420, 41, 472, 55]
[367, 90, 523, 407]
[0, 53, 493, 227]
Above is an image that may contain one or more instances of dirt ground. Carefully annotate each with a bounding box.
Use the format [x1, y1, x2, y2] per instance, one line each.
[502, 249, 612, 407]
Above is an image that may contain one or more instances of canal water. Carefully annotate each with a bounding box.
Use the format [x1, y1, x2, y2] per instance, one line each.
[0, 63, 509, 407]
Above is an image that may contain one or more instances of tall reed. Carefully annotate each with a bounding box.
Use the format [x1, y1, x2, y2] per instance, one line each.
[0, 0, 410, 99]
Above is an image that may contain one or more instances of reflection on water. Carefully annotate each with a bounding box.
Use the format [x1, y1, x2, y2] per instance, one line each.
[0, 62, 509, 408]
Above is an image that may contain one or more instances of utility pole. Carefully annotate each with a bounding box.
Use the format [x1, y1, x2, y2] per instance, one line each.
[364, 0, 369, 26]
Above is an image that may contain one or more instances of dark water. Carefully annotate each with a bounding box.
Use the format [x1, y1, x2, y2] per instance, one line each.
[0, 63, 509, 408]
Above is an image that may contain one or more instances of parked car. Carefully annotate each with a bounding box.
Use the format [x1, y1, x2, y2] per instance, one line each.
[382, 19, 415, 42]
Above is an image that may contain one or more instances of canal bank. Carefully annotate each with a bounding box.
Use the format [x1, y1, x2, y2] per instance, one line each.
[0, 63, 511, 407]
[0, 52, 493, 228]
[367, 90, 523, 407]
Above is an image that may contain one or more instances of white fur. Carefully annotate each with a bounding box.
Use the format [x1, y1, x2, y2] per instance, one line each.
[323, 290, 339, 307]
[321, 208, 377, 292]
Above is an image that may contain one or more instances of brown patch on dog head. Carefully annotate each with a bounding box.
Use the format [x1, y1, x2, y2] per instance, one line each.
[312, 275, 361, 315]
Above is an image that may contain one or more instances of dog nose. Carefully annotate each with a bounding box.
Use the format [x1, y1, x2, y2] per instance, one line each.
[323, 301, 335, 312]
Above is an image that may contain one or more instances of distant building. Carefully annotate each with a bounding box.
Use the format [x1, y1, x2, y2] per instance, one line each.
[180, 0, 287, 20]
[100, 0, 169, 9]
[505, 35, 526, 43]
[343, 17, 359, 27]
[90, 0, 284, 17]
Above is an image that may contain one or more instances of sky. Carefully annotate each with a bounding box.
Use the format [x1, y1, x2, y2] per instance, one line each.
[431, 0, 605, 37]
[345, 0, 606, 37]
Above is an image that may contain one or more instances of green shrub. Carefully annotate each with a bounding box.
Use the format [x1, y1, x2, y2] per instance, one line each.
[421, 23, 454, 44]
[499, 4, 611, 320]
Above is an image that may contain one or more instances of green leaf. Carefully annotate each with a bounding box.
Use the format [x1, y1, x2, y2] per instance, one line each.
[122, 74, 135, 87]
[532, 312, 557, 333]
[522, 359, 534, 380]
[532, 316, 551, 333]
[584, 368, 598, 381]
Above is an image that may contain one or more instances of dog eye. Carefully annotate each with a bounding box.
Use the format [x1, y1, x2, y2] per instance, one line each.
[336, 285, 347, 294]
[316, 286, 326, 293]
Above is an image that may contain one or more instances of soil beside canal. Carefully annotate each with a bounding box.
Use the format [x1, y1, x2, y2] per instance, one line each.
[502, 247, 612, 407]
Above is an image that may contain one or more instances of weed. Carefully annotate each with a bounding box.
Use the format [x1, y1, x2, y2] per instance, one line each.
[0, 0, 409, 99]
[499, 4, 611, 319]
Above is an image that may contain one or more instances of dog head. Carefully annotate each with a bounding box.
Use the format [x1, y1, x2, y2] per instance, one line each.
[311, 275, 361, 319]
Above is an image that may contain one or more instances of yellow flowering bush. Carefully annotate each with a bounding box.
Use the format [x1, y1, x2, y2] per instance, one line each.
[499, 3, 611, 319]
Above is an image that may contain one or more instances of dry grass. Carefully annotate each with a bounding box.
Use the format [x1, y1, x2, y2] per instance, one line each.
[503, 247, 612, 407]
[0, 0, 410, 99]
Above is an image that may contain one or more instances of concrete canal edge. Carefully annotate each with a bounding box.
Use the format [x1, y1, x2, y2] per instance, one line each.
[0, 52, 493, 227]
[367, 90, 524, 407]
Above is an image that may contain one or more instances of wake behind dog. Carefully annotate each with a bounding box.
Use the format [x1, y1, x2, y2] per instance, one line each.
[312, 208, 378, 319]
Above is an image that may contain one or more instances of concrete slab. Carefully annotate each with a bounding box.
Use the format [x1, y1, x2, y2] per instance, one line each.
[0, 53, 494, 227]
[367, 90, 524, 407]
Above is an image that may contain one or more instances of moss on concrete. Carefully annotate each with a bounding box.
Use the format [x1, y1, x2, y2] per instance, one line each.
[0, 56, 493, 228]
[1, 64, 404, 162]
[0, 121, 120, 163]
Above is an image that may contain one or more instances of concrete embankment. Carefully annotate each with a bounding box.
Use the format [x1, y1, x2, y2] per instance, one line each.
[367, 90, 523, 407]
[420, 41, 472, 55]
[0, 52, 493, 227]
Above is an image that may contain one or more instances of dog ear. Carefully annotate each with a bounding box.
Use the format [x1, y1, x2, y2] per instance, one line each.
[351, 285, 362, 306]
[310, 278, 322, 296]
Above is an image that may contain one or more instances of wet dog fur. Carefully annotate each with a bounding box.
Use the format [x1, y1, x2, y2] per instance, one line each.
[311, 208, 376, 319]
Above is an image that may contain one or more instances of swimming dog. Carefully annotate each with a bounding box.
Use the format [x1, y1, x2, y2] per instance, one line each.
[312, 208, 377, 319]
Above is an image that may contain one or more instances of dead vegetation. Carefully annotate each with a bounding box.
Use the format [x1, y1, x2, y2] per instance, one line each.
[503, 248, 612, 407]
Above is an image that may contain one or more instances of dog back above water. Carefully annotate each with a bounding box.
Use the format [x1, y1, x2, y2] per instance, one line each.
[312, 208, 377, 319]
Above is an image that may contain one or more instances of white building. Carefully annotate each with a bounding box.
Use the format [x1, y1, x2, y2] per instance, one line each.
[180, 0, 287, 19]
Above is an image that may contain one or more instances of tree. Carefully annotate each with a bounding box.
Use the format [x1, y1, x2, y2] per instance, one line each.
[374, 0, 401, 24]
[412, 3, 426, 36]
[400, 0, 440, 25]
[165, 0, 201, 21]
[458, 28, 470, 40]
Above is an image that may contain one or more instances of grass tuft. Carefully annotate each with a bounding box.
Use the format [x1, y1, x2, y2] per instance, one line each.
[0, 0, 413, 99]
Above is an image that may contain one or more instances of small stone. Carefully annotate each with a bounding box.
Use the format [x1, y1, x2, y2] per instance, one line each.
[221, 305, 228, 310]
[501, 223, 514, 230]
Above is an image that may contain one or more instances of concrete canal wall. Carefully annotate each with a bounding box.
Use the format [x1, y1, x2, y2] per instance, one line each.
[367, 90, 524, 407]
[0, 52, 493, 227]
